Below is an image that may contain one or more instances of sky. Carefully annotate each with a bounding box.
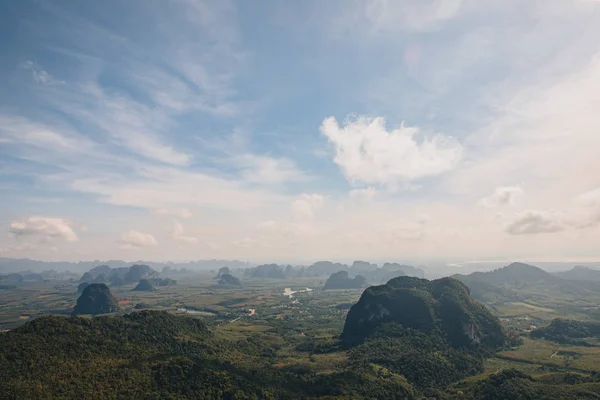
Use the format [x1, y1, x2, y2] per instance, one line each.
[1, 0, 600, 265]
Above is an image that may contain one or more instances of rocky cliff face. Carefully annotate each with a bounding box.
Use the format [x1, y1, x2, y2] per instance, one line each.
[342, 276, 505, 349]
[72, 283, 119, 316]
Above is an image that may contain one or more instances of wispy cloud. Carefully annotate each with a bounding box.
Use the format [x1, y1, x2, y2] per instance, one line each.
[20, 61, 64, 85]
[170, 221, 198, 244]
[479, 186, 524, 208]
[120, 230, 157, 249]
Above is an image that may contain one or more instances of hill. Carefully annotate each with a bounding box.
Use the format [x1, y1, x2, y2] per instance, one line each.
[215, 266, 231, 279]
[0, 311, 415, 399]
[72, 283, 119, 315]
[447, 369, 600, 400]
[530, 318, 600, 345]
[133, 279, 155, 292]
[452, 262, 600, 304]
[323, 271, 367, 289]
[245, 264, 286, 279]
[343, 276, 505, 348]
[80, 264, 159, 285]
[218, 273, 241, 286]
[555, 266, 600, 282]
[342, 276, 508, 388]
[77, 282, 90, 293]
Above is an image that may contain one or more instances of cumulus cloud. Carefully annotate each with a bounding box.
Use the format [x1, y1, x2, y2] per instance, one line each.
[120, 230, 157, 249]
[505, 210, 565, 235]
[170, 221, 198, 243]
[9, 217, 78, 242]
[479, 186, 524, 208]
[291, 194, 324, 220]
[320, 116, 462, 186]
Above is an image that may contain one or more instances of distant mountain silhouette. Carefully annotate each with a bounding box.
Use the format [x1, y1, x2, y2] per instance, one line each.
[245, 264, 286, 279]
[323, 271, 367, 289]
[555, 265, 600, 282]
[452, 262, 600, 303]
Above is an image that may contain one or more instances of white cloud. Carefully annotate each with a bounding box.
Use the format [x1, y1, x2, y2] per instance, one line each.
[256, 220, 279, 231]
[120, 230, 157, 249]
[479, 186, 524, 208]
[505, 210, 565, 235]
[232, 237, 255, 248]
[321, 116, 463, 186]
[238, 154, 307, 184]
[0, 116, 94, 153]
[20, 61, 64, 85]
[69, 165, 288, 211]
[170, 221, 198, 244]
[152, 208, 193, 219]
[572, 188, 600, 229]
[332, 0, 464, 35]
[576, 188, 600, 208]
[9, 217, 78, 242]
[349, 187, 377, 199]
[291, 194, 324, 220]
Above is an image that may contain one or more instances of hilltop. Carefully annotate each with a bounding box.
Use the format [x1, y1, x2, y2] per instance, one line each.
[133, 279, 155, 292]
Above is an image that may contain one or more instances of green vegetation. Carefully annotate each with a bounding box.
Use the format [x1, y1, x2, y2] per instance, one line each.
[448, 369, 600, 399]
[531, 319, 600, 346]
[3, 262, 600, 398]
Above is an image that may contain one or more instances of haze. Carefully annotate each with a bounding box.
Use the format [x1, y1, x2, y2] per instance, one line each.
[1, 0, 600, 266]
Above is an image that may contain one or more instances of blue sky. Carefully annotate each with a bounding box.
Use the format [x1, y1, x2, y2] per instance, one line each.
[1, 0, 600, 264]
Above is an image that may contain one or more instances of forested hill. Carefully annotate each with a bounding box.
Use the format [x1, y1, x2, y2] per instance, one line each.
[0, 311, 415, 399]
[342, 276, 505, 349]
[340, 276, 509, 389]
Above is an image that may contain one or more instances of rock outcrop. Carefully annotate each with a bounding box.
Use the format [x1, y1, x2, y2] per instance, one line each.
[72, 283, 119, 316]
[342, 276, 505, 348]
[133, 279, 155, 292]
[77, 282, 90, 293]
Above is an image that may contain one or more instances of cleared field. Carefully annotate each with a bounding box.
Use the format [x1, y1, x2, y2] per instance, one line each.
[498, 337, 600, 372]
